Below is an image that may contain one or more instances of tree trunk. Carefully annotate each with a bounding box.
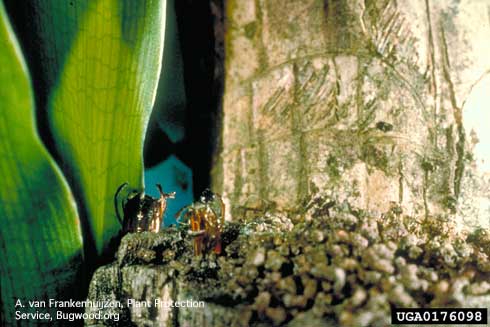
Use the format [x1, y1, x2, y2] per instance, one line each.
[213, 0, 490, 229]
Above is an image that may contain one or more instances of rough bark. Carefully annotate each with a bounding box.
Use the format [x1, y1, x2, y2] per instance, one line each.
[86, 226, 490, 326]
[213, 0, 490, 229]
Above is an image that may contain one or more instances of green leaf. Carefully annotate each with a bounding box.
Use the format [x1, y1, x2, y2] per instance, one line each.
[0, 1, 83, 324]
[16, 0, 167, 255]
[152, 0, 186, 143]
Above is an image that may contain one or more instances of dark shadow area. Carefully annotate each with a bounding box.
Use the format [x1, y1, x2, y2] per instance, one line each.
[173, 0, 224, 198]
[144, 0, 225, 200]
[144, 0, 224, 226]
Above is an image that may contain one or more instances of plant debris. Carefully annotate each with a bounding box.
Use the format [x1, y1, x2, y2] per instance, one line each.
[114, 202, 490, 326]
